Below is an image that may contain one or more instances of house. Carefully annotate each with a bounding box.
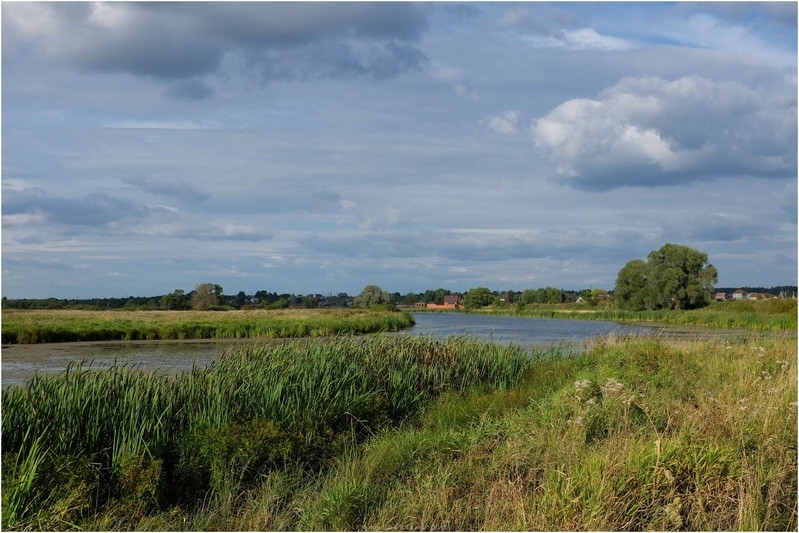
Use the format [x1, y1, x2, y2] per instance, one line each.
[414, 301, 427, 309]
[732, 289, 747, 300]
[714, 292, 727, 301]
[424, 294, 463, 310]
[443, 294, 463, 307]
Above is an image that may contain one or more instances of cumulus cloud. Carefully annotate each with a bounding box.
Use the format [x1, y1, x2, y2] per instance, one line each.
[486, 111, 520, 136]
[2, 3, 430, 86]
[533, 75, 797, 190]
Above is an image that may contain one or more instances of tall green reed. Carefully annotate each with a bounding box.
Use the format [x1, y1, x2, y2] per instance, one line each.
[1, 335, 547, 527]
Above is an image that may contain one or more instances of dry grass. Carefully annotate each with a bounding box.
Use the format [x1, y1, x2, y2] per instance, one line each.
[1, 308, 414, 343]
[303, 336, 797, 531]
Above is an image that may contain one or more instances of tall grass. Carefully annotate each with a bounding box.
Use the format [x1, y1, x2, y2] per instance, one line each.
[1, 335, 545, 530]
[487, 298, 798, 331]
[1, 308, 415, 344]
[302, 336, 797, 531]
[5, 335, 795, 530]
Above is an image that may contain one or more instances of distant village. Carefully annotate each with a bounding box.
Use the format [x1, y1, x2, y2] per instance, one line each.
[2, 285, 796, 311]
[714, 288, 797, 302]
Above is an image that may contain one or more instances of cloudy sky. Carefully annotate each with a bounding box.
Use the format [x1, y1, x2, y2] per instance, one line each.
[2, 2, 797, 299]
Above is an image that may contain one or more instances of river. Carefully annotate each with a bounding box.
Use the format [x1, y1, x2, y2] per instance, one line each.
[0, 312, 764, 389]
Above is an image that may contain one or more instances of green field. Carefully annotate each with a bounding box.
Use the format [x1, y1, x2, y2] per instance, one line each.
[2, 334, 795, 530]
[474, 298, 798, 331]
[1, 308, 415, 344]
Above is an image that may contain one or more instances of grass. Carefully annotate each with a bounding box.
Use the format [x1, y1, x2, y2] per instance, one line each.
[271, 336, 798, 531]
[1, 335, 549, 530]
[1, 308, 415, 344]
[4, 333, 796, 530]
[480, 298, 798, 331]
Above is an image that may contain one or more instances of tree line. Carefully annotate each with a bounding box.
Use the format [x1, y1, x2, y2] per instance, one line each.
[4, 243, 795, 312]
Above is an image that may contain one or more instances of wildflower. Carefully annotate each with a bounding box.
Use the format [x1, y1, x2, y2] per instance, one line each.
[754, 346, 766, 357]
[601, 377, 625, 395]
[759, 370, 773, 380]
[574, 379, 592, 392]
[767, 388, 777, 394]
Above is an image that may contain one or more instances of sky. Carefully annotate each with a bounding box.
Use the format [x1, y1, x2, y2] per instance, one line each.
[2, 1, 797, 299]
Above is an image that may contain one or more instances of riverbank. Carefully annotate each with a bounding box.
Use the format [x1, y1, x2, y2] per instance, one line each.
[1, 308, 415, 344]
[434, 299, 798, 332]
[3, 334, 795, 530]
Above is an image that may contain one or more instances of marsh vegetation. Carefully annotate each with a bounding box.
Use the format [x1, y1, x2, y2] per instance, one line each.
[1, 308, 415, 344]
[487, 298, 798, 332]
[2, 334, 795, 530]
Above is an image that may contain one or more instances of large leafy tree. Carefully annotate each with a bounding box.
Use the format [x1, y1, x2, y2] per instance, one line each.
[160, 289, 190, 310]
[463, 287, 494, 309]
[614, 244, 718, 311]
[614, 259, 650, 311]
[191, 283, 224, 310]
[353, 285, 391, 308]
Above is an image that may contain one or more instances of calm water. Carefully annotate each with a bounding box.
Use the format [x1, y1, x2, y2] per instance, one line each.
[402, 312, 659, 346]
[1, 313, 657, 388]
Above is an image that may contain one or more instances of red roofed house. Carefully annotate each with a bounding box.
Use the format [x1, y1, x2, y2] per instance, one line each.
[424, 294, 463, 310]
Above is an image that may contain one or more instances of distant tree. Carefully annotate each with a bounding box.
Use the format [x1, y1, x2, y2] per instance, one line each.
[235, 290, 247, 308]
[614, 243, 718, 311]
[354, 285, 391, 308]
[262, 298, 289, 310]
[463, 287, 493, 309]
[422, 288, 450, 305]
[161, 289, 189, 310]
[520, 287, 566, 304]
[402, 292, 421, 305]
[303, 295, 319, 308]
[520, 289, 536, 305]
[191, 283, 224, 310]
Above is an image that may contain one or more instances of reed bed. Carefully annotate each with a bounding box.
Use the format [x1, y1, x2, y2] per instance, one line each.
[1, 308, 415, 344]
[1, 335, 548, 530]
[486, 299, 798, 331]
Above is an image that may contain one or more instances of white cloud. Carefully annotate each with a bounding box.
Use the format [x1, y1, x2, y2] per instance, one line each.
[562, 28, 634, 51]
[533, 75, 797, 189]
[661, 13, 796, 69]
[454, 83, 479, 101]
[486, 110, 520, 136]
[523, 27, 634, 51]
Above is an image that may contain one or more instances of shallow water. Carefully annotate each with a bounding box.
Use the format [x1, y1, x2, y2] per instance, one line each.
[400, 312, 660, 346]
[2, 313, 789, 389]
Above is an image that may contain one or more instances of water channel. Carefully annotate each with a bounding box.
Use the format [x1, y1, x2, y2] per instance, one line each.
[0, 312, 769, 389]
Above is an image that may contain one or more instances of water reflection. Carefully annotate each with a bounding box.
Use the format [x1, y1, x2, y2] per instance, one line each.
[3, 313, 790, 389]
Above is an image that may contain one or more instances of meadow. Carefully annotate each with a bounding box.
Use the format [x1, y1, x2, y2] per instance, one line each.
[2, 334, 795, 530]
[483, 298, 798, 331]
[1, 308, 415, 344]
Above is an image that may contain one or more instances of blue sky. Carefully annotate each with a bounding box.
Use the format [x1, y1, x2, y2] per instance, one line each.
[2, 2, 797, 299]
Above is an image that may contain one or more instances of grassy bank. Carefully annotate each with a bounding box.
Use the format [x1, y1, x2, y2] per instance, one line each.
[1, 335, 547, 530]
[3, 335, 795, 530]
[476, 298, 798, 331]
[0, 308, 415, 344]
